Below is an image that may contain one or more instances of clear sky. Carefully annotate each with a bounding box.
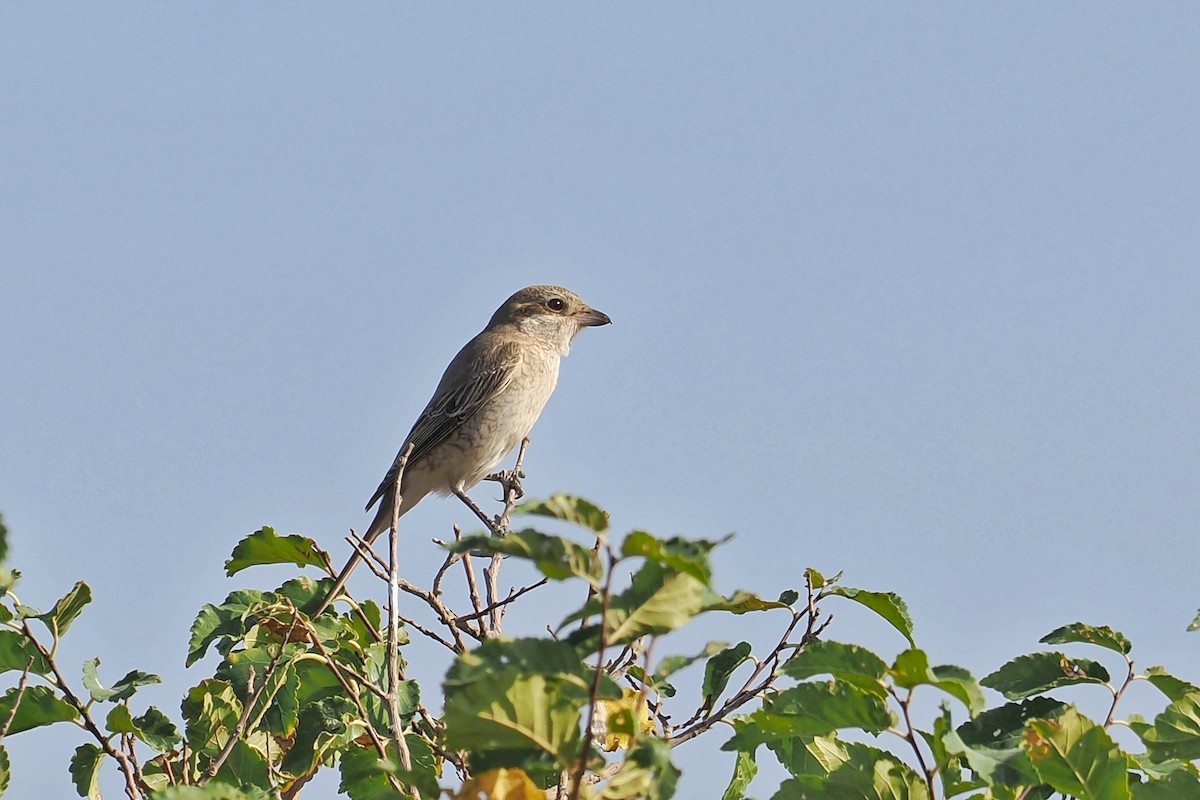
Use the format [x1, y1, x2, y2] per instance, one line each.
[2, 5, 1198, 798]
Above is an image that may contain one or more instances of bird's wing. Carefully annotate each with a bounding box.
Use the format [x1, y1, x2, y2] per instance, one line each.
[365, 339, 523, 511]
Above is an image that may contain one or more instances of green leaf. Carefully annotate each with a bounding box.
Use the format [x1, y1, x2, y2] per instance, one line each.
[601, 737, 680, 800]
[652, 641, 729, 684]
[81, 658, 161, 702]
[449, 528, 602, 584]
[0, 684, 78, 733]
[108, 705, 178, 751]
[723, 680, 893, 750]
[1040, 622, 1132, 655]
[185, 589, 271, 666]
[621, 531, 721, 584]
[1189, 610, 1200, 633]
[783, 640, 887, 684]
[703, 589, 792, 615]
[0, 512, 8, 564]
[950, 697, 1067, 785]
[513, 494, 609, 533]
[720, 748, 758, 800]
[70, 743, 104, 800]
[153, 786, 271, 800]
[1024, 707, 1130, 800]
[0, 629, 51, 675]
[1142, 690, 1200, 762]
[1131, 770, 1200, 800]
[778, 589, 800, 606]
[827, 586, 914, 645]
[443, 638, 615, 777]
[34, 581, 91, 637]
[702, 642, 752, 711]
[772, 742, 931, 799]
[981, 652, 1110, 700]
[889, 649, 984, 715]
[0, 745, 9, 797]
[1143, 666, 1200, 703]
[225, 527, 327, 576]
[566, 562, 706, 648]
[765, 733, 850, 778]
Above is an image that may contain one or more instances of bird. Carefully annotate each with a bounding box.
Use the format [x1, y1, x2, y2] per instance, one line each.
[315, 285, 610, 615]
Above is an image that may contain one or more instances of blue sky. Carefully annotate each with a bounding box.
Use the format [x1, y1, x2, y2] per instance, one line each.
[2, 5, 1199, 797]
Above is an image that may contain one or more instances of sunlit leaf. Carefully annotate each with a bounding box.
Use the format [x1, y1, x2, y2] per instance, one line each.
[601, 738, 679, 800]
[34, 581, 91, 637]
[981, 652, 1110, 700]
[453, 767, 545, 800]
[1144, 667, 1200, 703]
[1130, 770, 1200, 800]
[720, 748, 758, 800]
[723, 681, 892, 750]
[1040, 622, 1132, 655]
[783, 640, 887, 684]
[827, 586, 914, 645]
[82, 657, 161, 702]
[1142, 690, 1200, 762]
[621, 531, 721, 583]
[772, 742, 930, 799]
[224, 527, 327, 576]
[1023, 707, 1130, 800]
[703, 589, 792, 615]
[889, 649, 984, 714]
[450, 528, 602, 584]
[566, 562, 706, 648]
[513, 494, 609, 533]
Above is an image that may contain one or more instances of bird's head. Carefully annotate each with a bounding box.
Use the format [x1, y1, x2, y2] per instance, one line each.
[491, 285, 611, 355]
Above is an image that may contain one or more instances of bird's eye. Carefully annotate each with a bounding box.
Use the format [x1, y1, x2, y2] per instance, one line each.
[546, 298, 566, 312]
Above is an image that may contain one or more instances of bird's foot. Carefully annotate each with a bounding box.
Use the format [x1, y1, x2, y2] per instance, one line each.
[486, 467, 526, 500]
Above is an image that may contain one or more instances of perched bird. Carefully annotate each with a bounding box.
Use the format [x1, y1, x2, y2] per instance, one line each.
[316, 285, 610, 614]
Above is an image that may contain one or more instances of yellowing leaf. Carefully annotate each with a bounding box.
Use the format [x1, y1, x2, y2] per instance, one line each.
[597, 689, 655, 751]
[455, 768, 544, 800]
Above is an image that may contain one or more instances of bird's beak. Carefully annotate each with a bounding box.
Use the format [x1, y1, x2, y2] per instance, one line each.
[574, 307, 611, 327]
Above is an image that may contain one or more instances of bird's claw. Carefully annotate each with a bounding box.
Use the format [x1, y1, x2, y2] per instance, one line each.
[486, 468, 526, 500]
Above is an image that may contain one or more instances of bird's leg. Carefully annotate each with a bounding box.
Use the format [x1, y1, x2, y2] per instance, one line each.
[453, 488, 497, 533]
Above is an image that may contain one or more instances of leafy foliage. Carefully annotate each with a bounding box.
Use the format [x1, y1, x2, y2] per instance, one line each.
[0, 495, 1198, 800]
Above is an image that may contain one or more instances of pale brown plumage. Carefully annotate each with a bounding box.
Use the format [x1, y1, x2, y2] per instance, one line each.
[316, 285, 610, 615]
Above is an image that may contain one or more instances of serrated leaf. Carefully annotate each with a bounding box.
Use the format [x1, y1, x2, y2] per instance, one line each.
[702, 642, 752, 711]
[703, 589, 791, 615]
[827, 586, 914, 645]
[1142, 690, 1200, 762]
[565, 561, 706, 648]
[1040, 622, 1132, 655]
[723, 681, 893, 750]
[981, 652, 1110, 700]
[1024, 707, 1130, 800]
[783, 640, 887, 683]
[513, 494, 609, 533]
[225, 527, 326, 576]
[1130, 770, 1200, 799]
[1144, 667, 1200, 703]
[0, 684, 78, 734]
[889, 649, 984, 714]
[443, 638, 616, 778]
[70, 743, 104, 800]
[765, 732, 850, 777]
[950, 697, 1068, 785]
[34, 581, 91, 637]
[449, 528, 602, 584]
[621, 531, 720, 584]
[0, 745, 9, 797]
[772, 741, 930, 799]
[0, 629, 51, 675]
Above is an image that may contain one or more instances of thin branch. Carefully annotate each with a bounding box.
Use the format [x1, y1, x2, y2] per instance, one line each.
[0, 659, 33, 741]
[454, 578, 548, 625]
[387, 445, 417, 785]
[200, 666, 259, 783]
[1104, 655, 1137, 728]
[888, 686, 935, 798]
[21, 621, 150, 799]
[570, 546, 615, 800]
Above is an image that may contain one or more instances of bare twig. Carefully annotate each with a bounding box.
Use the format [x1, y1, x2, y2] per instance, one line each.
[1104, 655, 1137, 728]
[0, 659, 33, 741]
[201, 666, 259, 783]
[387, 446, 417, 784]
[21, 621, 150, 799]
[569, 546, 615, 800]
[454, 578, 548, 625]
[888, 686, 935, 798]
